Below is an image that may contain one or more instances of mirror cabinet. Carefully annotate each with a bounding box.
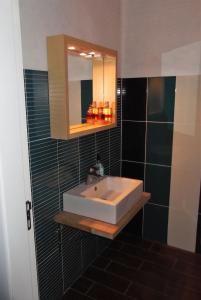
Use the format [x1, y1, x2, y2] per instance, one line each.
[47, 35, 117, 140]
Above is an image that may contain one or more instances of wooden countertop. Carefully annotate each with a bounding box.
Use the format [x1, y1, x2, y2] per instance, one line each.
[54, 192, 151, 239]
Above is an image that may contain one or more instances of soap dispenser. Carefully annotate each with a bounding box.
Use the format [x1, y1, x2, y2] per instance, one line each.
[96, 153, 104, 176]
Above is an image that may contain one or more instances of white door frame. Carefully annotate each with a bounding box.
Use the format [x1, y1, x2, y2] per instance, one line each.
[0, 0, 39, 299]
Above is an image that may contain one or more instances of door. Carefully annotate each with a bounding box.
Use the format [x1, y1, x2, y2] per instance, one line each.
[0, 0, 39, 299]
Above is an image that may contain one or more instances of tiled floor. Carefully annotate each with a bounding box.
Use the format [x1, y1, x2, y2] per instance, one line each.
[61, 232, 201, 300]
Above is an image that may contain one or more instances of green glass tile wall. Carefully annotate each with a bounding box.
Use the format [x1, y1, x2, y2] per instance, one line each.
[196, 184, 201, 253]
[24, 70, 121, 300]
[121, 77, 176, 242]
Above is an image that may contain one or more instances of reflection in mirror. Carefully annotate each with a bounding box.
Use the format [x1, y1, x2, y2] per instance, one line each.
[68, 55, 92, 125]
[68, 53, 116, 128]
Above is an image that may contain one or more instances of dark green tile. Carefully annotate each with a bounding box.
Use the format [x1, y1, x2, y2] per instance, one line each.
[79, 134, 96, 182]
[122, 161, 145, 180]
[58, 139, 79, 195]
[96, 130, 110, 175]
[122, 78, 147, 121]
[196, 214, 201, 254]
[123, 209, 143, 238]
[143, 204, 168, 243]
[81, 234, 97, 269]
[122, 121, 146, 162]
[96, 236, 111, 255]
[24, 69, 50, 141]
[145, 164, 171, 206]
[148, 77, 176, 122]
[110, 161, 121, 176]
[38, 249, 63, 300]
[110, 127, 121, 167]
[146, 123, 173, 165]
[62, 230, 82, 290]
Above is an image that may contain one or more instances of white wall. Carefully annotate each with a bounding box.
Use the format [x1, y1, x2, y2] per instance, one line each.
[120, 0, 201, 77]
[19, 0, 121, 71]
[168, 75, 201, 251]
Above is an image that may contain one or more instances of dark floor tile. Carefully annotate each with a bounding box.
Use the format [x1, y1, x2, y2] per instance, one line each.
[122, 243, 175, 268]
[145, 164, 171, 206]
[127, 282, 169, 300]
[116, 232, 153, 250]
[92, 256, 111, 270]
[61, 289, 92, 300]
[84, 266, 130, 293]
[140, 261, 201, 294]
[146, 122, 173, 166]
[122, 78, 147, 121]
[166, 285, 201, 300]
[143, 204, 169, 243]
[147, 77, 176, 122]
[167, 274, 201, 294]
[87, 283, 133, 300]
[174, 260, 201, 278]
[151, 242, 201, 265]
[102, 248, 142, 269]
[122, 161, 145, 181]
[122, 121, 146, 162]
[107, 262, 168, 293]
[71, 277, 93, 294]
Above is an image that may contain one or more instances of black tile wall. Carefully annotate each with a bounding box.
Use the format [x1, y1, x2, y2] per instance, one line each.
[122, 121, 146, 162]
[145, 164, 171, 206]
[58, 139, 80, 208]
[122, 78, 147, 121]
[24, 70, 121, 299]
[199, 183, 201, 214]
[147, 77, 176, 122]
[143, 204, 169, 243]
[196, 215, 201, 254]
[121, 77, 175, 243]
[196, 183, 201, 253]
[37, 249, 63, 300]
[96, 130, 110, 175]
[122, 161, 145, 181]
[123, 209, 143, 237]
[146, 122, 174, 165]
[24, 70, 50, 141]
[79, 134, 96, 182]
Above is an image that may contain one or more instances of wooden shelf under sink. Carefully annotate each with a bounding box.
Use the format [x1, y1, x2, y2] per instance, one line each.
[54, 192, 151, 239]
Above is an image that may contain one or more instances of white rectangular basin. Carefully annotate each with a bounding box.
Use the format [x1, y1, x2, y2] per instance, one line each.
[63, 176, 143, 224]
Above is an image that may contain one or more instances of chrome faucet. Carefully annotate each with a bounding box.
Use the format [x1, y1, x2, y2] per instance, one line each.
[86, 166, 100, 185]
[86, 154, 104, 185]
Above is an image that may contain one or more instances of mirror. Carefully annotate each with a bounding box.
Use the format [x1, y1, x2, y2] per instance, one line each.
[47, 34, 117, 140]
[68, 55, 93, 125]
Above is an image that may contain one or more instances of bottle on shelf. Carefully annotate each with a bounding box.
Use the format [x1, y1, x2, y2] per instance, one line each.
[92, 101, 98, 121]
[103, 101, 112, 123]
[97, 101, 105, 124]
[86, 104, 94, 124]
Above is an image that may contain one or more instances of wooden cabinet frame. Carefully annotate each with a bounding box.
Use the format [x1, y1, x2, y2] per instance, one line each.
[47, 35, 117, 140]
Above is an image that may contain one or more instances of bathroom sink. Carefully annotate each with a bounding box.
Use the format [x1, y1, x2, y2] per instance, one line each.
[63, 176, 143, 224]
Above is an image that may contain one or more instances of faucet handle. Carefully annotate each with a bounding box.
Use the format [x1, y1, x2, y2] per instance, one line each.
[88, 166, 98, 176]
